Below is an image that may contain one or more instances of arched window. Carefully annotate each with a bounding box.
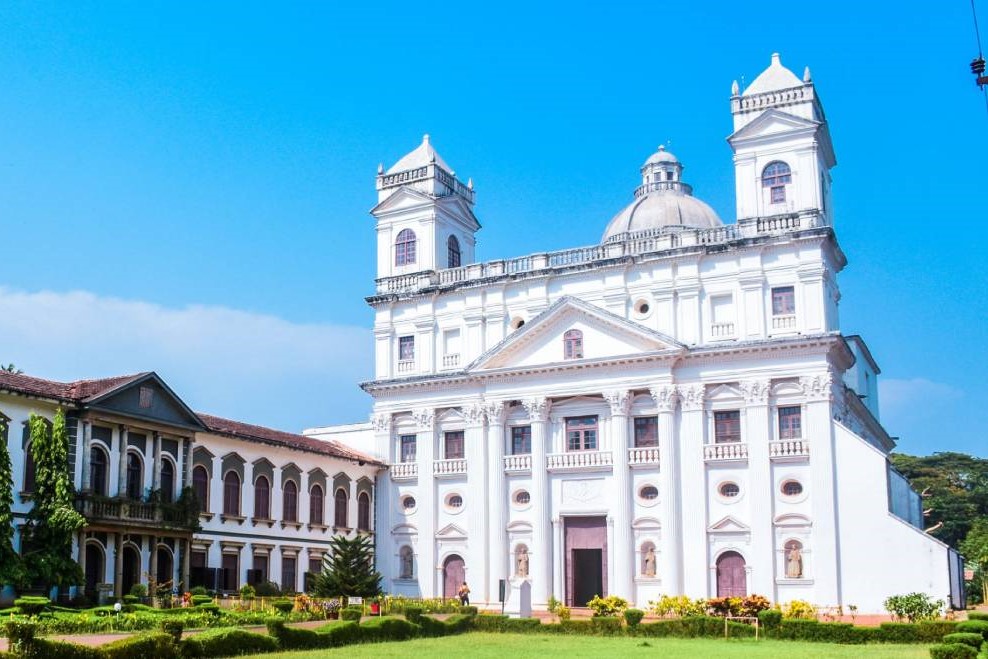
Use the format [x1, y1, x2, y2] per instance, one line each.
[309, 484, 324, 525]
[357, 492, 371, 531]
[395, 229, 417, 266]
[563, 329, 583, 359]
[254, 475, 270, 519]
[762, 161, 792, 204]
[23, 443, 36, 493]
[126, 452, 143, 500]
[399, 545, 414, 578]
[192, 465, 209, 512]
[223, 471, 241, 516]
[160, 459, 175, 503]
[90, 446, 108, 496]
[283, 480, 298, 523]
[334, 488, 348, 528]
[447, 235, 461, 268]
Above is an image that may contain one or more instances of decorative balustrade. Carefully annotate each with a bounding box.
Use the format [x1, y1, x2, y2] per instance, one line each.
[441, 353, 460, 369]
[396, 360, 415, 373]
[710, 322, 735, 338]
[771, 315, 797, 331]
[503, 455, 532, 472]
[74, 495, 196, 530]
[390, 463, 418, 480]
[546, 450, 613, 471]
[374, 210, 827, 296]
[703, 442, 748, 462]
[769, 438, 810, 459]
[628, 447, 660, 467]
[433, 458, 467, 476]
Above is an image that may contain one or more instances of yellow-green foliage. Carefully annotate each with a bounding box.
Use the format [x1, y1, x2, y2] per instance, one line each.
[648, 595, 708, 618]
[782, 600, 818, 620]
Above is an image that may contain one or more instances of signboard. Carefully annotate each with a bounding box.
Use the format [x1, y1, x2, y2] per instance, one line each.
[348, 596, 363, 605]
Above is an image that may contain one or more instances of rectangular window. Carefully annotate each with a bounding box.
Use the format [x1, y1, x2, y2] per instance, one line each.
[714, 410, 741, 444]
[252, 554, 268, 584]
[308, 555, 322, 577]
[511, 426, 532, 455]
[221, 553, 239, 591]
[444, 431, 464, 459]
[779, 406, 802, 439]
[771, 185, 786, 204]
[281, 555, 297, 594]
[633, 417, 658, 447]
[566, 416, 598, 451]
[772, 286, 796, 316]
[399, 336, 415, 361]
[399, 434, 417, 463]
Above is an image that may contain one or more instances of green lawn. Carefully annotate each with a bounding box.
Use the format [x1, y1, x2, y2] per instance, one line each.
[262, 632, 931, 658]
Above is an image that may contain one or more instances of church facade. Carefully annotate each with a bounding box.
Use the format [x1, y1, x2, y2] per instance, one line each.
[307, 54, 963, 612]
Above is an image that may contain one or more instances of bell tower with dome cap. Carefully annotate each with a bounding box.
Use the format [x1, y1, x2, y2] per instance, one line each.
[728, 53, 836, 225]
[371, 134, 480, 279]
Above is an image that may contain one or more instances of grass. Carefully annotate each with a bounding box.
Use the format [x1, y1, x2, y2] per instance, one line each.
[260, 632, 932, 658]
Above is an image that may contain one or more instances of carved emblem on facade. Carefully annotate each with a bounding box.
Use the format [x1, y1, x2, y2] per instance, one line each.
[740, 379, 770, 405]
[370, 412, 392, 433]
[412, 408, 435, 430]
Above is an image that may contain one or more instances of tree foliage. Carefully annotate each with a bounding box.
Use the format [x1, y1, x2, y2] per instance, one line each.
[22, 410, 85, 593]
[1, 364, 22, 374]
[312, 534, 381, 598]
[961, 518, 988, 604]
[0, 415, 23, 585]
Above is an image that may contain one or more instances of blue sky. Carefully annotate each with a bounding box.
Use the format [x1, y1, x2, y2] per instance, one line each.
[0, 1, 985, 457]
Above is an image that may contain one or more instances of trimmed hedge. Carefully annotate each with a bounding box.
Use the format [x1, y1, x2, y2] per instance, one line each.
[471, 614, 542, 633]
[340, 607, 363, 622]
[14, 597, 50, 617]
[29, 638, 102, 659]
[955, 620, 988, 640]
[267, 619, 326, 650]
[359, 616, 418, 642]
[179, 627, 278, 658]
[190, 595, 213, 607]
[101, 633, 178, 659]
[623, 609, 644, 628]
[758, 609, 782, 630]
[967, 611, 988, 621]
[270, 599, 294, 615]
[404, 606, 423, 624]
[928, 643, 979, 659]
[159, 620, 184, 643]
[942, 632, 985, 649]
[460, 606, 478, 616]
[637, 616, 754, 639]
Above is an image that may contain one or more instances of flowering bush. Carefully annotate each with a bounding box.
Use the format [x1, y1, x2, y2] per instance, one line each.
[293, 593, 314, 613]
[884, 592, 944, 622]
[782, 599, 818, 620]
[648, 595, 707, 618]
[587, 594, 628, 617]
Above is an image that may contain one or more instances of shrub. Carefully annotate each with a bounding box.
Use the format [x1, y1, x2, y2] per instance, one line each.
[773, 619, 869, 644]
[557, 606, 571, 621]
[238, 584, 256, 600]
[270, 599, 294, 615]
[360, 616, 418, 641]
[472, 614, 508, 632]
[967, 611, 988, 621]
[267, 618, 326, 650]
[254, 581, 281, 597]
[916, 621, 961, 642]
[443, 613, 473, 634]
[637, 616, 740, 638]
[781, 599, 817, 620]
[586, 594, 628, 617]
[159, 619, 184, 643]
[101, 632, 178, 659]
[179, 627, 279, 658]
[193, 603, 220, 616]
[14, 596, 51, 616]
[321, 620, 362, 647]
[4, 619, 37, 653]
[623, 608, 644, 628]
[460, 605, 478, 616]
[340, 606, 363, 622]
[189, 587, 209, 596]
[758, 609, 782, 630]
[884, 592, 944, 622]
[956, 620, 988, 640]
[589, 616, 622, 635]
[942, 632, 986, 648]
[30, 638, 103, 659]
[404, 606, 423, 624]
[122, 596, 139, 605]
[706, 597, 740, 617]
[648, 595, 707, 618]
[190, 595, 213, 606]
[128, 584, 148, 599]
[928, 643, 979, 659]
[739, 594, 772, 617]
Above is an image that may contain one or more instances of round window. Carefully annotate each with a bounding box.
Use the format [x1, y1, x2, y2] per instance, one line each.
[514, 490, 531, 505]
[781, 480, 804, 497]
[639, 485, 658, 500]
[401, 496, 416, 510]
[510, 316, 526, 330]
[719, 482, 740, 498]
[634, 299, 651, 315]
[448, 494, 463, 508]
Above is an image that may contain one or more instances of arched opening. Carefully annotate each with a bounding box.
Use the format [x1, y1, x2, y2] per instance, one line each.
[156, 546, 174, 586]
[447, 235, 461, 268]
[223, 471, 241, 516]
[784, 539, 804, 579]
[90, 446, 109, 496]
[762, 161, 792, 204]
[309, 484, 324, 525]
[334, 489, 348, 528]
[160, 459, 175, 503]
[254, 475, 270, 519]
[563, 329, 584, 359]
[357, 492, 370, 531]
[395, 229, 417, 266]
[126, 452, 143, 500]
[715, 551, 747, 597]
[283, 480, 298, 523]
[442, 554, 466, 600]
[121, 545, 141, 597]
[23, 443, 36, 493]
[399, 545, 414, 579]
[84, 543, 105, 596]
[192, 465, 209, 513]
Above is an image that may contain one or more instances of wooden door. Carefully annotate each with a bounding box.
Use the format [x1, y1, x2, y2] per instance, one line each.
[443, 555, 465, 600]
[716, 551, 747, 597]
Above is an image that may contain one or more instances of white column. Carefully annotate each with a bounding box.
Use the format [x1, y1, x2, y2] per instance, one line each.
[651, 385, 682, 594]
[117, 425, 129, 496]
[551, 517, 563, 602]
[413, 408, 436, 598]
[243, 461, 255, 521]
[271, 466, 283, 523]
[524, 397, 550, 607]
[484, 401, 507, 606]
[605, 390, 634, 603]
[183, 437, 194, 490]
[371, 413, 393, 579]
[210, 454, 224, 516]
[742, 380, 775, 599]
[152, 432, 162, 492]
[463, 403, 488, 604]
[81, 421, 92, 492]
[802, 372, 841, 606]
[679, 384, 708, 597]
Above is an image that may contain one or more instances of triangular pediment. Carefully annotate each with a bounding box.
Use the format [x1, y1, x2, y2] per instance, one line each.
[436, 523, 467, 540]
[708, 516, 751, 533]
[84, 373, 204, 432]
[369, 186, 436, 216]
[467, 296, 685, 372]
[728, 109, 821, 143]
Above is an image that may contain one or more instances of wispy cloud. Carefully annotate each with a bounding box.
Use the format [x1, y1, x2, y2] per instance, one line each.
[0, 287, 373, 431]
[878, 377, 962, 413]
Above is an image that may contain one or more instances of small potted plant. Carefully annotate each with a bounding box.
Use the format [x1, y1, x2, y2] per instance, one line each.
[369, 596, 381, 616]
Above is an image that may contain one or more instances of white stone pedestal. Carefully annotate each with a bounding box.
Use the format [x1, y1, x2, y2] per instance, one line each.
[503, 578, 532, 618]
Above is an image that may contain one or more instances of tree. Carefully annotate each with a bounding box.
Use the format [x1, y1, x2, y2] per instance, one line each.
[961, 517, 988, 605]
[0, 415, 24, 586]
[0, 364, 22, 374]
[313, 534, 381, 598]
[21, 410, 85, 594]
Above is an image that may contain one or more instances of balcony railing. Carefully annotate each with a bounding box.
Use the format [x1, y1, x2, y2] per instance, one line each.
[433, 458, 467, 477]
[396, 360, 415, 373]
[504, 455, 532, 472]
[390, 463, 418, 480]
[771, 314, 797, 331]
[769, 438, 810, 459]
[710, 322, 735, 338]
[703, 442, 749, 462]
[628, 446, 660, 467]
[547, 450, 613, 471]
[75, 494, 197, 531]
[441, 353, 460, 369]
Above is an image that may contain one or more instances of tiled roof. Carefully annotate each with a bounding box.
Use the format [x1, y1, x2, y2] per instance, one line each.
[0, 371, 379, 466]
[196, 413, 380, 465]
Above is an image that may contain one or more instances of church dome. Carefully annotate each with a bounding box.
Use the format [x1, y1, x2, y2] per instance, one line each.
[601, 146, 722, 243]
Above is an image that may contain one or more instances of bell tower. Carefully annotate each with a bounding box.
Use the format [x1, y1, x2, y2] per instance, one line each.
[727, 54, 836, 224]
[371, 135, 480, 280]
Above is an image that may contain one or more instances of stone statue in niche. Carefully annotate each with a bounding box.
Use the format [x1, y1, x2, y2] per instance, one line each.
[643, 546, 656, 577]
[516, 546, 529, 577]
[786, 544, 803, 579]
[400, 548, 414, 578]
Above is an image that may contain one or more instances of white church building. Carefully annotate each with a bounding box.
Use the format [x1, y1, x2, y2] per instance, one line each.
[306, 54, 964, 613]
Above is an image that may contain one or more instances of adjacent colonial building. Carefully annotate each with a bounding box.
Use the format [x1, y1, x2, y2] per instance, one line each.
[0, 371, 382, 601]
[307, 53, 965, 612]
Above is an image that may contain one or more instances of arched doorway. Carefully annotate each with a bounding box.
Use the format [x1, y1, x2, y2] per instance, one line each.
[84, 543, 105, 596]
[121, 545, 141, 597]
[156, 547, 174, 586]
[442, 554, 465, 600]
[716, 551, 747, 597]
